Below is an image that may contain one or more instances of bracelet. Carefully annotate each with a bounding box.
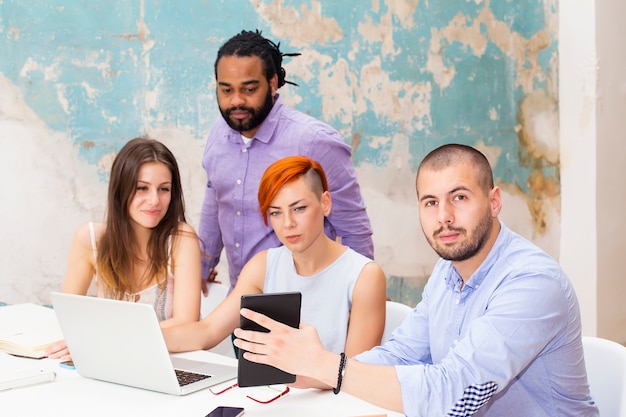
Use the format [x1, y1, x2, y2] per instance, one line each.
[333, 352, 347, 395]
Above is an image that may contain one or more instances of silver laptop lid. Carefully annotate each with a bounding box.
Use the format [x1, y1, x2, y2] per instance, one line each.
[50, 292, 236, 395]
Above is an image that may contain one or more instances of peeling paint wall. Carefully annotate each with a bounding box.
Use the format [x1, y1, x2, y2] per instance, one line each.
[0, 0, 559, 306]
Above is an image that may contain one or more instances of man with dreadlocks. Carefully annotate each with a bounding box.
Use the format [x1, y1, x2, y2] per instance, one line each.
[199, 30, 374, 296]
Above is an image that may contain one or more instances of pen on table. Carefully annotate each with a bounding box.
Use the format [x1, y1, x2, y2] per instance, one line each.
[0, 369, 57, 391]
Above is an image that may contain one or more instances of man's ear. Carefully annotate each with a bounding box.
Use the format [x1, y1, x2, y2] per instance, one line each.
[490, 186, 502, 217]
[270, 74, 279, 96]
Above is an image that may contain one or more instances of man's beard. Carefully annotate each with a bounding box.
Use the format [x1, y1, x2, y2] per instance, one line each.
[427, 208, 493, 262]
[220, 89, 274, 134]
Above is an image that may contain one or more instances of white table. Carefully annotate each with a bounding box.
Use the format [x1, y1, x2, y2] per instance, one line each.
[0, 350, 403, 417]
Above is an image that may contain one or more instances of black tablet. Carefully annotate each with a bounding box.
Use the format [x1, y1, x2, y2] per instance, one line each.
[237, 292, 302, 387]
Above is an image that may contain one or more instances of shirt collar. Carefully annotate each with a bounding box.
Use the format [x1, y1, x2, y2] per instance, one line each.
[443, 220, 509, 290]
[247, 93, 283, 145]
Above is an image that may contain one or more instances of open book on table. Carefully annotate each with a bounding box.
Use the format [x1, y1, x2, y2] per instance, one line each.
[0, 303, 64, 359]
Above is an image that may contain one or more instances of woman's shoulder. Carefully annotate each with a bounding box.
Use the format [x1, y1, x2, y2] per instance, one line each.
[343, 246, 377, 265]
[175, 221, 197, 235]
[171, 222, 200, 250]
[250, 248, 271, 263]
[73, 221, 105, 242]
[236, 249, 268, 292]
[343, 248, 384, 279]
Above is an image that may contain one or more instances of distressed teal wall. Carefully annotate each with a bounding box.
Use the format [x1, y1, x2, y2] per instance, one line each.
[0, 0, 559, 306]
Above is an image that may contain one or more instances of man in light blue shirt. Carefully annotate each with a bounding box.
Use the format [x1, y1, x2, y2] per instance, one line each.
[234, 143, 599, 416]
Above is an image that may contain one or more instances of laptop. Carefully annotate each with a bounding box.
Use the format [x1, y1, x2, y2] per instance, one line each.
[50, 292, 237, 396]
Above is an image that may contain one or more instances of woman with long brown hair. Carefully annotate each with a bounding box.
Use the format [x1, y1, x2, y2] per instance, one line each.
[47, 137, 201, 360]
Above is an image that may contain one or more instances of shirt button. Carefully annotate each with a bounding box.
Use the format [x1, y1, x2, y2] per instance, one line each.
[236, 179, 242, 185]
[453, 339, 459, 345]
[236, 211, 241, 216]
[242, 148, 247, 153]
[235, 243, 240, 248]
[455, 298, 460, 305]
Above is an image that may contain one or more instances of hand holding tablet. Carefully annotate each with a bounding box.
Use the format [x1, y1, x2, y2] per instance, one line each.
[237, 292, 302, 387]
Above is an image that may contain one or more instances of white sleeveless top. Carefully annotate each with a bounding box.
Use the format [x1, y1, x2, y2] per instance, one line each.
[89, 222, 175, 321]
[263, 245, 373, 353]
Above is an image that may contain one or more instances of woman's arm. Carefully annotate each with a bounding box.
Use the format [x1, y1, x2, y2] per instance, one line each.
[344, 261, 387, 357]
[62, 222, 99, 295]
[160, 222, 202, 328]
[162, 250, 267, 352]
[290, 261, 387, 390]
[47, 222, 99, 359]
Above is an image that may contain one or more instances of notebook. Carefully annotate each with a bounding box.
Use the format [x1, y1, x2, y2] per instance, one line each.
[50, 292, 237, 396]
[0, 303, 64, 358]
[238, 292, 301, 387]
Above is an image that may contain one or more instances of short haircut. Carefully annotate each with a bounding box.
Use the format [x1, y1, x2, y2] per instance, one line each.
[258, 156, 329, 226]
[214, 29, 300, 88]
[417, 143, 494, 194]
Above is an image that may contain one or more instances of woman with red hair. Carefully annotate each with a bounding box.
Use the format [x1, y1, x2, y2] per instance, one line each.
[163, 155, 386, 389]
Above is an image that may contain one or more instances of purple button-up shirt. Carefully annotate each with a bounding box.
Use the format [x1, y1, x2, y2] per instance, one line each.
[199, 94, 374, 290]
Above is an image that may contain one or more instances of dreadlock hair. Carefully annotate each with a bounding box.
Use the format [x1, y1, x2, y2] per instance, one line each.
[215, 29, 301, 88]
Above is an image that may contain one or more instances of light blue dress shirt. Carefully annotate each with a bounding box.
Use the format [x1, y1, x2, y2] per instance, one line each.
[355, 222, 599, 417]
[198, 94, 374, 290]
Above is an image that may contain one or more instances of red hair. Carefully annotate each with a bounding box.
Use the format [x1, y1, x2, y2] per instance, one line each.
[258, 156, 329, 225]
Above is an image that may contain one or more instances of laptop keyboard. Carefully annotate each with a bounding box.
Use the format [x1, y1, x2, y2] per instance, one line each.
[175, 369, 211, 386]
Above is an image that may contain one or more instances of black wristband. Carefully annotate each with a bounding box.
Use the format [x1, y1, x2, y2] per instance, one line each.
[333, 352, 347, 395]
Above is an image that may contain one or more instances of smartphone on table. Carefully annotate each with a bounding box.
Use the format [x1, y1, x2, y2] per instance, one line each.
[205, 406, 244, 417]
